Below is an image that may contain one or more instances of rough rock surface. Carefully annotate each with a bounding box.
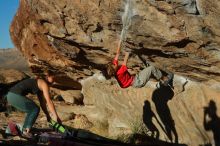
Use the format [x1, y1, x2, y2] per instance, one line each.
[9, 0, 220, 145]
[60, 90, 83, 105]
[10, 0, 220, 81]
[79, 73, 220, 145]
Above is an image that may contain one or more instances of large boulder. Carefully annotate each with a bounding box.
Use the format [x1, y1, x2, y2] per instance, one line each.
[10, 0, 220, 81]
[79, 73, 220, 145]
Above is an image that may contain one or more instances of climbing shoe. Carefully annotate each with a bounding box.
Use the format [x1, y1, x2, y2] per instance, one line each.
[161, 72, 174, 87]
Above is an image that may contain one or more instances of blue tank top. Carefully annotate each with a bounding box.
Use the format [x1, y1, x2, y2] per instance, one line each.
[10, 78, 41, 96]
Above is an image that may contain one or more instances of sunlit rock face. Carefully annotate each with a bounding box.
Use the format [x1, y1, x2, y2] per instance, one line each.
[10, 0, 220, 145]
[80, 74, 220, 146]
[10, 0, 220, 81]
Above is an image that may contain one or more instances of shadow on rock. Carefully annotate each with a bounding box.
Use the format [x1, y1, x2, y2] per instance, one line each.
[50, 126, 187, 146]
[203, 100, 220, 146]
[131, 133, 187, 146]
[152, 85, 178, 143]
[53, 76, 82, 90]
[0, 122, 187, 146]
[143, 100, 160, 139]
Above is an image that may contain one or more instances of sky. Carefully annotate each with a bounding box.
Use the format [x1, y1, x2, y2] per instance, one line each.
[0, 0, 19, 49]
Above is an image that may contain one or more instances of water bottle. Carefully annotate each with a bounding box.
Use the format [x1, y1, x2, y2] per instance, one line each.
[49, 119, 66, 133]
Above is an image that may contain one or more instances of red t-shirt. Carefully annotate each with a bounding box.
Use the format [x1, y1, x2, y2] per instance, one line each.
[113, 59, 134, 88]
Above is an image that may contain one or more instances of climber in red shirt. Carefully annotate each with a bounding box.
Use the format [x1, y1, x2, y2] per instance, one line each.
[105, 42, 174, 88]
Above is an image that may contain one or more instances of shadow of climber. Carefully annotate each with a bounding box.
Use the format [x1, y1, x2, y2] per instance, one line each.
[143, 100, 160, 139]
[204, 100, 220, 146]
[152, 85, 178, 143]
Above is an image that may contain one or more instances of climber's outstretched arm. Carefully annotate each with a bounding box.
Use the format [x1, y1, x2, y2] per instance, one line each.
[114, 40, 122, 61]
[122, 52, 130, 66]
